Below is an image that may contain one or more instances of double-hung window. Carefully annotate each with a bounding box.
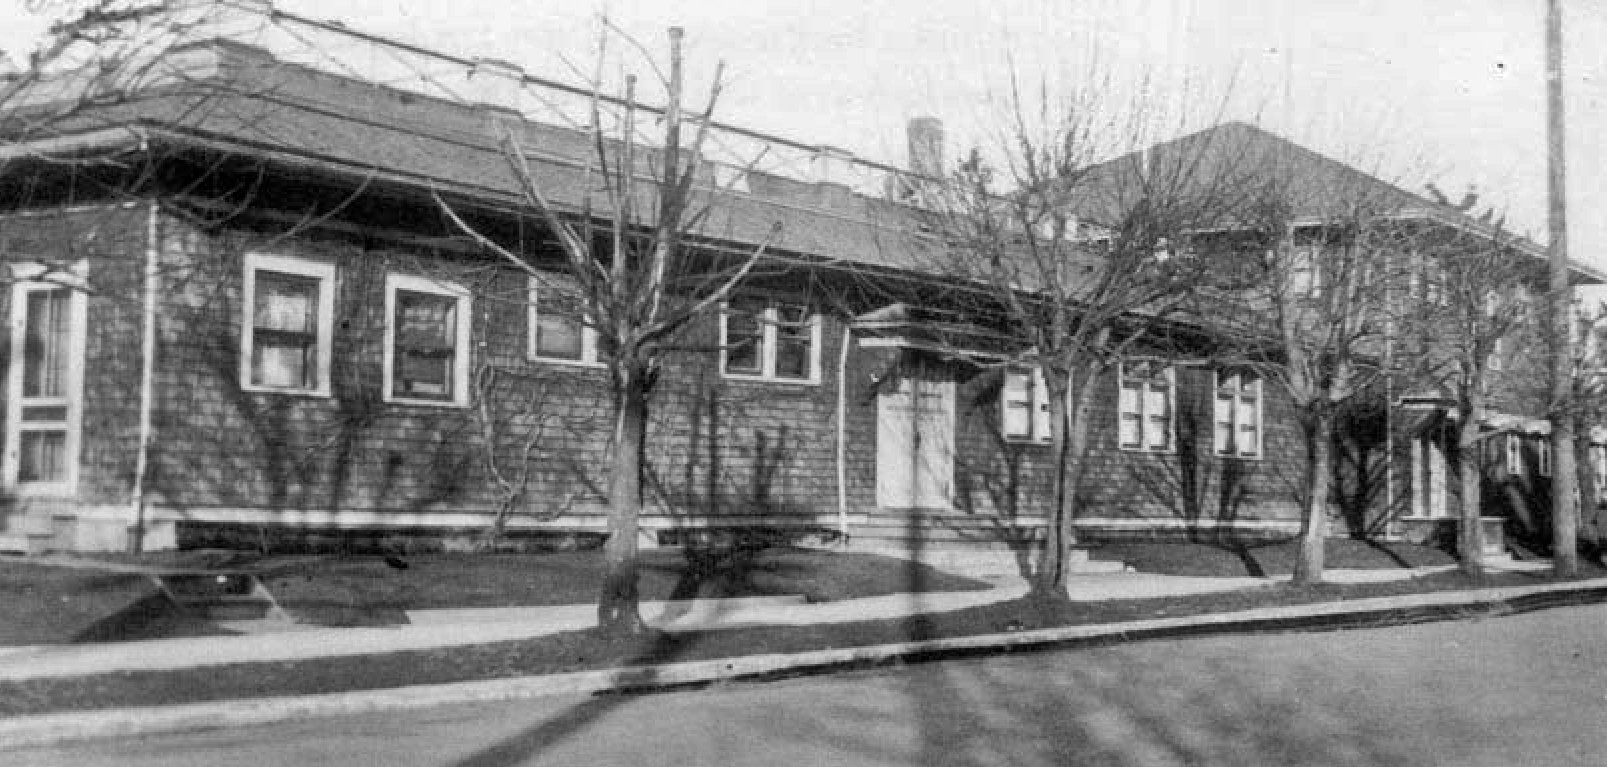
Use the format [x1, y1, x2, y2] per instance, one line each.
[1213, 370, 1263, 458]
[529, 275, 600, 365]
[721, 299, 820, 383]
[384, 274, 471, 406]
[1002, 367, 1052, 443]
[241, 254, 335, 396]
[1118, 360, 1173, 452]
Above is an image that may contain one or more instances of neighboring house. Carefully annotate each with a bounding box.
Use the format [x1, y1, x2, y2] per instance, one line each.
[0, 3, 1328, 554]
[1077, 121, 1607, 553]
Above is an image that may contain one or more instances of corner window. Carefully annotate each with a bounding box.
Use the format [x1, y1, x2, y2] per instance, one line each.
[1002, 367, 1052, 443]
[720, 299, 820, 383]
[384, 274, 471, 406]
[1118, 360, 1173, 453]
[529, 275, 599, 365]
[1213, 370, 1262, 458]
[241, 254, 335, 396]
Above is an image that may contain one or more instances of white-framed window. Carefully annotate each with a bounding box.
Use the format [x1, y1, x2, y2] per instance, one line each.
[720, 298, 821, 383]
[384, 274, 472, 406]
[1118, 359, 1174, 453]
[1002, 367, 1052, 443]
[1537, 437, 1552, 478]
[1592, 445, 1607, 502]
[4, 263, 88, 493]
[240, 254, 336, 396]
[1213, 370, 1263, 458]
[528, 275, 600, 365]
[1488, 338, 1504, 372]
[1506, 434, 1524, 476]
[1288, 244, 1323, 298]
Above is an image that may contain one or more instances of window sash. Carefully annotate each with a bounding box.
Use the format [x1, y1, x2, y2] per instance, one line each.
[392, 290, 458, 400]
[530, 277, 598, 363]
[1118, 362, 1172, 452]
[1002, 368, 1052, 443]
[242, 256, 334, 395]
[1213, 372, 1262, 457]
[21, 288, 70, 399]
[722, 300, 816, 382]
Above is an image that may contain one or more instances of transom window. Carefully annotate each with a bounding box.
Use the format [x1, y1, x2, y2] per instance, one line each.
[241, 254, 335, 395]
[384, 274, 472, 406]
[1001, 367, 1052, 443]
[1118, 360, 1174, 453]
[721, 299, 820, 383]
[1213, 370, 1263, 458]
[529, 275, 600, 365]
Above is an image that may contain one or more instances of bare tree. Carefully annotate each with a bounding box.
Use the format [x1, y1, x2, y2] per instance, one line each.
[1226, 162, 1410, 584]
[438, 24, 778, 635]
[924, 77, 1246, 593]
[1401, 199, 1540, 579]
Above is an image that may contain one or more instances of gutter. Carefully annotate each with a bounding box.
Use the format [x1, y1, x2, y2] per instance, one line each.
[129, 198, 159, 553]
[835, 322, 852, 539]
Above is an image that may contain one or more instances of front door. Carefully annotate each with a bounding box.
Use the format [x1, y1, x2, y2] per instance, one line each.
[4, 280, 87, 493]
[876, 377, 954, 508]
[1411, 433, 1447, 518]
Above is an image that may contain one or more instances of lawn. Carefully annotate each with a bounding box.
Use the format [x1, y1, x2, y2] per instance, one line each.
[1101, 537, 1460, 577]
[3, 564, 1604, 718]
[0, 561, 224, 646]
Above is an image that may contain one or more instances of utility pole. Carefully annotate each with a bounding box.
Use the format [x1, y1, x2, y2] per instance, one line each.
[1546, 0, 1579, 577]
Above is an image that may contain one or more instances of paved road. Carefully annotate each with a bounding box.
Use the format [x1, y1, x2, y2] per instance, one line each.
[12, 604, 1607, 766]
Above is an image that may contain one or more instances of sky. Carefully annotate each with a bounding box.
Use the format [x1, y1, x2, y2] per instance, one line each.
[1, 0, 1604, 268]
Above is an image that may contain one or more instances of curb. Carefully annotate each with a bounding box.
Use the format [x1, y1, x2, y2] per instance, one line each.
[5, 576, 1607, 750]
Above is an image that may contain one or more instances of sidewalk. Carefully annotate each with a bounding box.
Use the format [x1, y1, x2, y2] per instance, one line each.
[0, 560, 1550, 682]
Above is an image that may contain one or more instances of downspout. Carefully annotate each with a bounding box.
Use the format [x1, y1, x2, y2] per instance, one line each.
[835, 322, 853, 540]
[129, 199, 159, 553]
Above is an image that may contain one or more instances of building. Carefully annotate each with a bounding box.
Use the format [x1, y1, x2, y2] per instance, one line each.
[0, 1, 1594, 561]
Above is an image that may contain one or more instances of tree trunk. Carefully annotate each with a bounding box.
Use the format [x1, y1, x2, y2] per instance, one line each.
[599, 366, 649, 636]
[1455, 411, 1485, 580]
[1039, 365, 1098, 594]
[1292, 411, 1332, 584]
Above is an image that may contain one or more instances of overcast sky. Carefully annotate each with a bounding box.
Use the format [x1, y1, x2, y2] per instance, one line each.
[3, 0, 1604, 267]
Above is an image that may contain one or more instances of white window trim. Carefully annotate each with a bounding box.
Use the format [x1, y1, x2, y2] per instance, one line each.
[383, 273, 473, 407]
[1212, 370, 1264, 459]
[1001, 367, 1053, 444]
[528, 275, 601, 367]
[1118, 360, 1175, 454]
[240, 253, 336, 397]
[1592, 445, 1607, 502]
[4, 262, 89, 495]
[1506, 434, 1523, 477]
[719, 301, 822, 384]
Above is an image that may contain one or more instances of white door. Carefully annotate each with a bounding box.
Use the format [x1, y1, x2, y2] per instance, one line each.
[1411, 434, 1447, 518]
[876, 378, 954, 508]
[4, 281, 86, 493]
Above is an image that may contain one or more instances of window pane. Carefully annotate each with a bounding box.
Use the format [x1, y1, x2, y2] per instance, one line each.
[396, 291, 456, 350]
[22, 289, 70, 399]
[19, 430, 65, 483]
[535, 314, 584, 360]
[1119, 414, 1141, 448]
[774, 339, 810, 378]
[393, 290, 457, 400]
[723, 304, 763, 374]
[1238, 423, 1258, 455]
[254, 271, 317, 333]
[253, 338, 314, 389]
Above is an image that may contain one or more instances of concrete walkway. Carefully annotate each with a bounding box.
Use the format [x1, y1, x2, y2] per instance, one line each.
[0, 561, 1549, 682]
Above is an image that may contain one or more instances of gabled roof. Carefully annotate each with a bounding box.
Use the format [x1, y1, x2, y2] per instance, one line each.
[1079, 121, 1603, 282]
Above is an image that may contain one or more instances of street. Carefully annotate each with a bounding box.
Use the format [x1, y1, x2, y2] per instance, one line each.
[11, 604, 1607, 766]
